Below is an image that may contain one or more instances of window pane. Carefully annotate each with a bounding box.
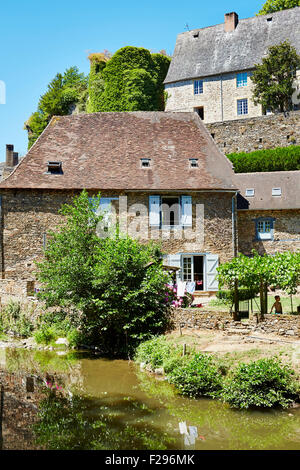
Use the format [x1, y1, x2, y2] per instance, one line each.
[194, 80, 203, 95]
[237, 72, 247, 87]
[237, 99, 248, 115]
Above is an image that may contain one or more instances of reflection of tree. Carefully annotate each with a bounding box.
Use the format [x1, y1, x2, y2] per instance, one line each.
[136, 371, 300, 450]
[34, 391, 177, 450]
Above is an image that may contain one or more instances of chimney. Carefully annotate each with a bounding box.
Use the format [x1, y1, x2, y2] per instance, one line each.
[5, 144, 14, 167]
[224, 12, 238, 32]
[13, 152, 19, 166]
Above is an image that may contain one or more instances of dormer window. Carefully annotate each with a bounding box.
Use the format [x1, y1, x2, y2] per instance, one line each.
[267, 17, 272, 22]
[189, 158, 198, 168]
[141, 158, 151, 168]
[47, 161, 62, 174]
[272, 187, 282, 196]
[245, 188, 255, 197]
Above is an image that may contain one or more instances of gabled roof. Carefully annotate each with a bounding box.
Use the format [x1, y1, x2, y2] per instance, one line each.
[236, 171, 300, 210]
[165, 7, 300, 84]
[0, 112, 237, 191]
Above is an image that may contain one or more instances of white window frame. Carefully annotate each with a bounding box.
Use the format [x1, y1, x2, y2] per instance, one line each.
[245, 188, 255, 197]
[149, 195, 192, 229]
[272, 187, 282, 196]
[194, 80, 203, 95]
[237, 98, 248, 115]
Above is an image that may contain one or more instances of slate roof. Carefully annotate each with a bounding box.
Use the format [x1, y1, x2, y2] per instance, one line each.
[0, 112, 237, 191]
[165, 7, 300, 84]
[236, 171, 300, 210]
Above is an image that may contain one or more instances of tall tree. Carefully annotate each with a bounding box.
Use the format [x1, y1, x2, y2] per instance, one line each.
[250, 41, 300, 113]
[258, 0, 300, 15]
[25, 67, 88, 149]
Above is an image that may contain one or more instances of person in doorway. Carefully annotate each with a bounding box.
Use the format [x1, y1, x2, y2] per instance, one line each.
[270, 295, 283, 315]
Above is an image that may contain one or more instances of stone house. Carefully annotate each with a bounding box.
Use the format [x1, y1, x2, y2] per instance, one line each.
[164, 8, 300, 123]
[0, 112, 239, 296]
[236, 171, 300, 255]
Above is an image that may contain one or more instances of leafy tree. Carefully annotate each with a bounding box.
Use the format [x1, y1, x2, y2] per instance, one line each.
[36, 191, 173, 357]
[258, 0, 300, 15]
[25, 67, 88, 149]
[217, 250, 300, 319]
[250, 41, 300, 113]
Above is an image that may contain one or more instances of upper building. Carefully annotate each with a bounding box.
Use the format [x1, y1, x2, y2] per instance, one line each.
[164, 7, 300, 123]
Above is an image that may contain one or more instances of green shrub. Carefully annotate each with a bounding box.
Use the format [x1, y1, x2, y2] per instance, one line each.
[34, 326, 57, 345]
[167, 353, 223, 398]
[216, 287, 259, 304]
[222, 358, 299, 409]
[227, 145, 300, 173]
[0, 301, 34, 338]
[134, 336, 175, 368]
[67, 329, 84, 348]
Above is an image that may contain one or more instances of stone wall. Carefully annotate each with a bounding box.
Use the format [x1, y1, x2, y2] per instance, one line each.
[238, 209, 300, 255]
[0, 279, 35, 303]
[0, 189, 235, 281]
[206, 110, 300, 154]
[172, 308, 300, 337]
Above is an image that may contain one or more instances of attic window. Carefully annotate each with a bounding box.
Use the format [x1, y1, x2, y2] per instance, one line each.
[141, 158, 151, 168]
[267, 17, 272, 22]
[47, 161, 62, 174]
[192, 31, 199, 38]
[245, 188, 255, 197]
[272, 187, 282, 196]
[189, 158, 198, 168]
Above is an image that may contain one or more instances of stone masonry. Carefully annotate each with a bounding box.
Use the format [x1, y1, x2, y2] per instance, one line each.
[207, 110, 300, 154]
[0, 189, 235, 281]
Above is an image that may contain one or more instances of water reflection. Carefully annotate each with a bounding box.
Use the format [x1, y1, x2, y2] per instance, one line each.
[0, 347, 299, 450]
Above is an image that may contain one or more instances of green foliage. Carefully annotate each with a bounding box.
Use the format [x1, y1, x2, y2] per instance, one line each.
[217, 287, 259, 304]
[34, 326, 57, 345]
[250, 41, 300, 113]
[227, 145, 300, 173]
[222, 358, 299, 409]
[87, 46, 171, 112]
[167, 353, 223, 398]
[36, 191, 173, 357]
[0, 300, 34, 338]
[217, 250, 300, 295]
[134, 336, 184, 372]
[25, 67, 88, 148]
[258, 0, 300, 15]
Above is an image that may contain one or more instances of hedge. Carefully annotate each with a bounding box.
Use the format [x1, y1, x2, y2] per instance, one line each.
[227, 145, 300, 173]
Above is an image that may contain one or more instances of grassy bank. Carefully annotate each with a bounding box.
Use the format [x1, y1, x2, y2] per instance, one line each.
[135, 334, 300, 410]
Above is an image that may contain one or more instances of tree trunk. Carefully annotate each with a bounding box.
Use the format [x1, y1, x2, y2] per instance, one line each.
[259, 279, 265, 322]
[233, 279, 239, 321]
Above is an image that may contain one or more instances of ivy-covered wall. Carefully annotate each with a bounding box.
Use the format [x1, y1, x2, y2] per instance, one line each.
[87, 47, 171, 112]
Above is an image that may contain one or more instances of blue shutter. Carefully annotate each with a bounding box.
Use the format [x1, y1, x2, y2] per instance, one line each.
[206, 254, 219, 291]
[181, 196, 192, 227]
[149, 196, 161, 227]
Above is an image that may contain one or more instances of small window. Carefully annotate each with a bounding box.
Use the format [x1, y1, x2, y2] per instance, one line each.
[189, 158, 198, 168]
[194, 80, 203, 95]
[237, 98, 248, 115]
[267, 17, 272, 22]
[236, 72, 248, 88]
[47, 161, 62, 174]
[272, 187, 282, 196]
[256, 219, 274, 240]
[245, 188, 255, 197]
[192, 31, 199, 38]
[141, 158, 151, 168]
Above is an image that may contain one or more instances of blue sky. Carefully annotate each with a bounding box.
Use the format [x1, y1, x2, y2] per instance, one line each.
[0, 0, 263, 162]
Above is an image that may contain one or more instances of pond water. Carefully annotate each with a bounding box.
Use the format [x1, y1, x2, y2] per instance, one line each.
[0, 347, 300, 450]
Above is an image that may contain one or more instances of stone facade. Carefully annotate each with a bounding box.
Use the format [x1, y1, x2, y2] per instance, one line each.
[173, 308, 300, 337]
[0, 189, 235, 282]
[207, 110, 300, 154]
[238, 209, 300, 255]
[165, 70, 263, 123]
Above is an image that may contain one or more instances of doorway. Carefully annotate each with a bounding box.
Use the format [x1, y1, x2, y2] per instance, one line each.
[194, 106, 204, 120]
[182, 255, 204, 291]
